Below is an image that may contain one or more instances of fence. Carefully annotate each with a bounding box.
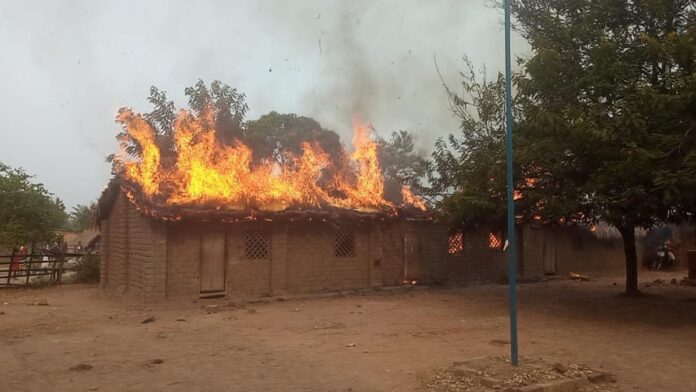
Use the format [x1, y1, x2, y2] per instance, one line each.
[0, 250, 84, 288]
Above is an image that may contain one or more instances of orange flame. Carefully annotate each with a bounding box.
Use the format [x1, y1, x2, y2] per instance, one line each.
[401, 185, 427, 211]
[115, 109, 423, 212]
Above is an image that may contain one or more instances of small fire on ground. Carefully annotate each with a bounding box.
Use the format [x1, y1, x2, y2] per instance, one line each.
[113, 108, 427, 213]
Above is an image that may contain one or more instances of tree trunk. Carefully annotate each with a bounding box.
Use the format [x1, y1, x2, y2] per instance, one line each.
[618, 225, 640, 296]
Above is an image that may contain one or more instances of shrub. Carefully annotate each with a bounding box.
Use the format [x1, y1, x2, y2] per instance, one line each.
[74, 254, 100, 283]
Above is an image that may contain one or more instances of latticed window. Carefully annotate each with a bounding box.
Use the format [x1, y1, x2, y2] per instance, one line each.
[335, 227, 356, 258]
[488, 232, 502, 249]
[448, 232, 464, 254]
[244, 230, 270, 260]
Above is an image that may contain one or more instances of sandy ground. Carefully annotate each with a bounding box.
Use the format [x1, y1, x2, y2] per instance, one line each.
[1, 271, 695, 392]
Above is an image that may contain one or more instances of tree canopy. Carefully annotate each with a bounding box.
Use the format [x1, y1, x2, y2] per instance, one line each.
[512, 0, 696, 295]
[245, 111, 345, 166]
[430, 64, 516, 231]
[0, 162, 67, 249]
[68, 202, 96, 232]
[434, 1, 695, 294]
[378, 130, 429, 202]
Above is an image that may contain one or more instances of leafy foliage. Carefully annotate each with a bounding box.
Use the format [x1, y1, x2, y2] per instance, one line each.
[74, 253, 100, 284]
[245, 111, 345, 165]
[107, 80, 249, 164]
[69, 202, 96, 232]
[429, 62, 525, 231]
[510, 0, 696, 294]
[144, 86, 177, 137]
[378, 130, 429, 203]
[185, 80, 249, 144]
[0, 162, 67, 248]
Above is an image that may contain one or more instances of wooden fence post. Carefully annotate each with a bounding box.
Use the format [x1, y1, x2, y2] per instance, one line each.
[6, 248, 16, 286]
[25, 243, 35, 287]
[56, 252, 65, 284]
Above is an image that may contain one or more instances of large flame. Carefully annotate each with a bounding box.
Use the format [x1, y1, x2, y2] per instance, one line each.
[115, 109, 424, 212]
[401, 185, 427, 211]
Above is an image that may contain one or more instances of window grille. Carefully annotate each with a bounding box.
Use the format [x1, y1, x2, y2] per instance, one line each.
[335, 228, 356, 258]
[488, 232, 502, 249]
[244, 230, 270, 260]
[448, 232, 464, 254]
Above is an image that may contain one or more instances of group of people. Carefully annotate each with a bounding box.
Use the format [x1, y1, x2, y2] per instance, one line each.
[8, 240, 82, 278]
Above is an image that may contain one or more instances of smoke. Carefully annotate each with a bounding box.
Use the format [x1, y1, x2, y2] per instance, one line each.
[247, 0, 528, 153]
[0, 0, 526, 208]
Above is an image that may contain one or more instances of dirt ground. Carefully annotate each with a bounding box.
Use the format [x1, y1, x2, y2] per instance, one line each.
[1, 271, 695, 392]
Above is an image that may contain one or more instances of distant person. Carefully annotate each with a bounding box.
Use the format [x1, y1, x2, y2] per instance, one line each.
[10, 246, 28, 278]
[76, 241, 83, 254]
[41, 244, 51, 270]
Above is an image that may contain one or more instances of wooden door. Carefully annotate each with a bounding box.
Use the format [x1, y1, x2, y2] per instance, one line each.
[200, 231, 226, 293]
[543, 234, 557, 275]
[403, 230, 423, 281]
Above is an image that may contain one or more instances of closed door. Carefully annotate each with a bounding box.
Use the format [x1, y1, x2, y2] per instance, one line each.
[404, 231, 423, 281]
[543, 234, 557, 274]
[200, 231, 226, 293]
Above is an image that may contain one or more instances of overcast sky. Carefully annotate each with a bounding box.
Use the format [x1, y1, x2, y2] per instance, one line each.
[0, 0, 527, 208]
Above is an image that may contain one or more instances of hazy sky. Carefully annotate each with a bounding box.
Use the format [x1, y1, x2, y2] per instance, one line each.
[0, 0, 527, 208]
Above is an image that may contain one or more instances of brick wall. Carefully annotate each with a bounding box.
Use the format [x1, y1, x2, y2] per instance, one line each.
[285, 221, 372, 293]
[409, 222, 447, 283]
[163, 220, 398, 299]
[100, 191, 167, 301]
[227, 223, 274, 298]
[165, 224, 200, 300]
[522, 225, 629, 278]
[442, 229, 508, 284]
[100, 193, 129, 294]
[101, 192, 664, 302]
[366, 223, 406, 287]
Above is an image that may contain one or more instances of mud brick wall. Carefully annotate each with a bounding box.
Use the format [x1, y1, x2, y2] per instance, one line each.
[99, 193, 167, 301]
[522, 226, 629, 278]
[444, 230, 508, 284]
[371, 223, 404, 287]
[165, 224, 200, 299]
[285, 221, 372, 293]
[163, 221, 390, 299]
[410, 222, 448, 283]
[521, 225, 545, 278]
[226, 223, 275, 298]
[100, 193, 128, 293]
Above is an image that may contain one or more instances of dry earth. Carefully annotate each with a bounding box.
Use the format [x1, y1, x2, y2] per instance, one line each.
[1, 271, 695, 392]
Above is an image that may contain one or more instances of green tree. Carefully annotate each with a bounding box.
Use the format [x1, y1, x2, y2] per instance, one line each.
[144, 86, 177, 137]
[510, 0, 696, 295]
[378, 130, 429, 203]
[430, 63, 534, 231]
[185, 80, 249, 145]
[69, 203, 96, 232]
[0, 162, 67, 248]
[245, 111, 345, 165]
[107, 80, 249, 165]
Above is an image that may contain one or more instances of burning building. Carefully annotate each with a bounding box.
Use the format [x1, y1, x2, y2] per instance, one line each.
[96, 109, 443, 301]
[96, 107, 631, 302]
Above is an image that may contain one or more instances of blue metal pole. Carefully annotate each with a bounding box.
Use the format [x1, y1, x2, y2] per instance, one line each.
[504, 0, 519, 367]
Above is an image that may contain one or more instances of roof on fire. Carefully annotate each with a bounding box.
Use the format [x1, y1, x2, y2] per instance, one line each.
[95, 176, 433, 226]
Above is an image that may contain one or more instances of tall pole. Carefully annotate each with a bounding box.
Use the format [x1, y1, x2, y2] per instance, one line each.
[504, 0, 519, 367]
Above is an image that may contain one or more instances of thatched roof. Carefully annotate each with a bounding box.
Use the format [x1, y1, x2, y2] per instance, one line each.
[95, 176, 432, 225]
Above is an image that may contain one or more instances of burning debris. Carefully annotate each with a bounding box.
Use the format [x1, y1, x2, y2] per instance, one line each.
[112, 107, 426, 215]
